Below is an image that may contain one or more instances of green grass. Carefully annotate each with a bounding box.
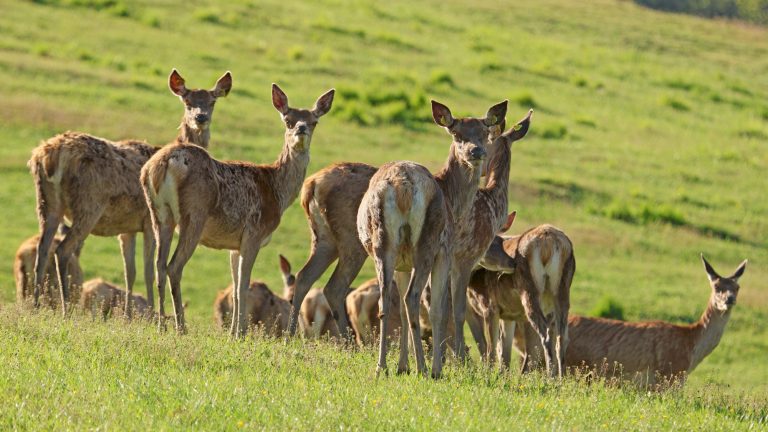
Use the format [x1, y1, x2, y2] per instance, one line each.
[0, 0, 767, 428]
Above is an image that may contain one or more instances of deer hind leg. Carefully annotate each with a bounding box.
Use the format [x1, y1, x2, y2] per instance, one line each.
[498, 319, 516, 368]
[555, 254, 575, 378]
[154, 220, 175, 331]
[290, 243, 338, 337]
[428, 247, 450, 379]
[55, 205, 104, 315]
[395, 270, 412, 374]
[142, 224, 156, 311]
[450, 265, 473, 364]
[324, 249, 366, 343]
[520, 288, 555, 377]
[406, 265, 432, 376]
[33, 219, 60, 308]
[166, 212, 206, 334]
[373, 246, 396, 377]
[118, 233, 137, 318]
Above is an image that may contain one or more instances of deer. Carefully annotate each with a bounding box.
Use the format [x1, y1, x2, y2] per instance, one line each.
[142, 84, 334, 335]
[288, 100, 509, 356]
[28, 69, 232, 316]
[346, 278, 401, 347]
[466, 224, 575, 377]
[15, 227, 83, 307]
[213, 255, 341, 338]
[445, 110, 532, 362]
[518, 255, 747, 389]
[355, 101, 508, 378]
[80, 278, 153, 320]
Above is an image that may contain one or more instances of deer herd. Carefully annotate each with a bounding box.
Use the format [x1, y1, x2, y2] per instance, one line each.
[15, 69, 748, 390]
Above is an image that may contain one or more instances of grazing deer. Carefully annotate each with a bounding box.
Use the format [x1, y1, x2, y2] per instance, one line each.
[15, 228, 83, 307]
[519, 255, 747, 389]
[467, 225, 575, 377]
[289, 100, 508, 352]
[346, 278, 401, 347]
[28, 69, 232, 316]
[80, 278, 152, 320]
[356, 100, 507, 377]
[447, 110, 532, 361]
[142, 84, 334, 334]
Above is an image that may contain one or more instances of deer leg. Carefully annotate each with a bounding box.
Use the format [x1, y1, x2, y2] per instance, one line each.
[428, 247, 450, 379]
[33, 217, 60, 308]
[395, 270, 412, 374]
[520, 289, 555, 377]
[406, 266, 431, 376]
[373, 247, 395, 377]
[166, 213, 206, 334]
[555, 255, 574, 378]
[450, 265, 473, 364]
[465, 302, 487, 362]
[228, 250, 241, 337]
[54, 206, 103, 315]
[142, 224, 156, 311]
[118, 233, 137, 318]
[154, 221, 175, 332]
[487, 307, 501, 366]
[499, 319, 516, 368]
[234, 234, 261, 338]
[324, 250, 366, 342]
[290, 243, 338, 336]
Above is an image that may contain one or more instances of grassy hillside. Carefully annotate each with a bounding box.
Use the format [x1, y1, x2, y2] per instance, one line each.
[1, 0, 767, 428]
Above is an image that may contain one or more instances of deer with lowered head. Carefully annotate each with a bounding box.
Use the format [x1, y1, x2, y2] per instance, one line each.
[517, 254, 747, 389]
[289, 100, 508, 352]
[467, 224, 575, 377]
[142, 84, 334, 334]
[356, 101, 508, 378]
[28, 69, 232, 316]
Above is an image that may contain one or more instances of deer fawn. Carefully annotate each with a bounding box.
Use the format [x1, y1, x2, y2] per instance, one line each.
[346, 278, 401, 347]
[142, 84, 334, 334]
[288, 100, 507, 354]
[518, 254, 747, 389]
[15, 227, 83, 308]
[28, 69, 231, 316]
[80, 278, 152, 320]
[356, 100, 507, 378]
[467, 225, 575, 377]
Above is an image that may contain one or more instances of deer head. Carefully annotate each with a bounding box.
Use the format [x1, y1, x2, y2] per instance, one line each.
[478, 212, 517, 274]
[431, 100, 508, 169]
[272, 84, 335, 153]
[169, 69, 232, 132]
[701, 254, 747, 312]
[279, 254, 297, 302]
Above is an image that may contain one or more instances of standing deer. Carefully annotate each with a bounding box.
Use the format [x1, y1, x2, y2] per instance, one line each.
[142, 84, 334, 334]
[288, 101, 508, 354]
[356, 100, 507, 377]
[519, 255, 747, 389]
[28, 69, 232, 315]
[447, 110, 532, 361]
[15, 228, 83, 307]
[467, 225, 575, 377]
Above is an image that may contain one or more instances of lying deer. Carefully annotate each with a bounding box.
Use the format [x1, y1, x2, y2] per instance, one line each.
[80, 278, 152, 320]
[142, 84, 334, 334]
[467, 225, 575, 377]
[517, 254, 747, 389]
[346, 278, 401, 347]
[15, 227, 83, 307]
[28, 69, 231, 316]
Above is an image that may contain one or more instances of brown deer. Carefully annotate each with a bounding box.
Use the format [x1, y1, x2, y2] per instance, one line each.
[80, 278, 152, 320]
[356, 101, 507, 377]
[346, 278, 401, 347]
[518, 255, 747, 389]
[467, 225, 575, 377]
[446, 110, 532, 361]
[288, 100, 508, 353]
[15, 228, 83, 307]
[28, 69, 232, 315]
[142, 84, 334, 334]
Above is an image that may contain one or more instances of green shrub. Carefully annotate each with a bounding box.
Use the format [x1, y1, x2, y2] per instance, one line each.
[539, 123, 568, 140]
[590, 296, 625, 320]
[512, 92, 537, 108]
[660, 95, 690, 111]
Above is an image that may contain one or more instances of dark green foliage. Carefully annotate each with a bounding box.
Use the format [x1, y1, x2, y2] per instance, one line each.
[634, 0, 768, 26]
[590, 296, 626, 320]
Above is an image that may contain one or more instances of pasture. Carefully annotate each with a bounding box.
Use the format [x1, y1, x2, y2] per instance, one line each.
[0, 0, 766, 429]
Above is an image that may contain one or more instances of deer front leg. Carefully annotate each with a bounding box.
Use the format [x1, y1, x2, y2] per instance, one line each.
[228, 250, 240, 337]
[465, 301, 487, 362]
[428, 247, 450, 379]
[234, 232, 261, 338]
[118, 233, 137, 318]
[450, 265, 473, 364]
[498, 319, 516, 368]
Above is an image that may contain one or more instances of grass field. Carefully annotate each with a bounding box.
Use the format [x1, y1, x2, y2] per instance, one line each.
[0, 0, 767, 429]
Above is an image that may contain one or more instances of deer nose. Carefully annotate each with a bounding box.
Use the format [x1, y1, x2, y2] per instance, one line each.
[726, 295, 736, 305]
[194, 114, 208, 123]
[297, 124, 308, 135]
[470, 146, 486, 160]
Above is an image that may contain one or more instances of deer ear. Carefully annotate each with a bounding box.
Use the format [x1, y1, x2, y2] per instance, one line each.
[504, 109, 533, 142]
[169, 69, 188, 97]
[728, 259, 748, 281]
[312, 88, 335, 117]
[701, 254, 721, 282]
[484, 100, 508, 127]
[431, 100, 455, 128]
[499, 211, 516, 233]
[272, 83, 289, 115]
[212, 71, 232, 98]
[279, 254, 291, 276]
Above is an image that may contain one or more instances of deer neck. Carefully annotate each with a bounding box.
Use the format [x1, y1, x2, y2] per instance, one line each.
[270, 141, 310, 215]
[482, 140, 512, 229]
[176, 121, 210, 148]
[435, 145, 483, 221]
[689, 298, 731, 372]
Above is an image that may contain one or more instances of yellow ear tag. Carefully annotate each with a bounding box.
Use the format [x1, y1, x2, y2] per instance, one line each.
[440, 115, 448, 126]
[513, 123, 522, 131]
[488, 115, 496, 125]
